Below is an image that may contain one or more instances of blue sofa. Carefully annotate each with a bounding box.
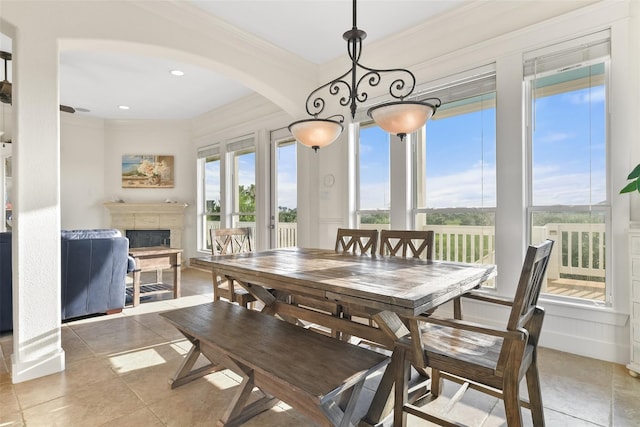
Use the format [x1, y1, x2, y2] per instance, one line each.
[0, 229, 133, 332]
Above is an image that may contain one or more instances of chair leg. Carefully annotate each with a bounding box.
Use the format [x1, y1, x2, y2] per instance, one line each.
[430, 368, 442, 397]
[502, 375, 523, 427]
[453, 297, 462, 320]
[525, 362, 545, 426]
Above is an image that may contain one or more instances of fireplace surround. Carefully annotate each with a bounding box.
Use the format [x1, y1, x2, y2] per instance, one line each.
[103, 202, 188, 249]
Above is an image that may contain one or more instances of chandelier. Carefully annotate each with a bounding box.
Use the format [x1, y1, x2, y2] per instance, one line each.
[288, 0, 441, 151]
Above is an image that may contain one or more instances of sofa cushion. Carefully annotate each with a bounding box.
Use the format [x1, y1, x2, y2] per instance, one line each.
[61, 229, 122, 240]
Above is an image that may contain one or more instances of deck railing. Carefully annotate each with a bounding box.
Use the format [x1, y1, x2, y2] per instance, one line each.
[205, 221, 606, 283]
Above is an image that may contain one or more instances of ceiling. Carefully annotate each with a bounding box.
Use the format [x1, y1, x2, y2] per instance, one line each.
[0, 0, 469, 120]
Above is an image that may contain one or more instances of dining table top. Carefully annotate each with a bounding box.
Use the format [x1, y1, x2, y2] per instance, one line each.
[208, 247, 496, 317]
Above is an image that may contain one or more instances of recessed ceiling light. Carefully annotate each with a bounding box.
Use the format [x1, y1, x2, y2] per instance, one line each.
[170, 70, 184, 76]
[118, 105, 130, 110]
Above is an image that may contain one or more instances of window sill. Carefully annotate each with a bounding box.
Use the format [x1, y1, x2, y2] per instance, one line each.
[538, 295, 628, 327]
[464, 289, 628, 327]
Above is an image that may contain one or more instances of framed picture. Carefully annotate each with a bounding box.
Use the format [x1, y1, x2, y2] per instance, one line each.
[122, 155, 174, 188]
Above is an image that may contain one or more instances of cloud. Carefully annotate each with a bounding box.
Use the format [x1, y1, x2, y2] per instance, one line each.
[568, 86, 605, 105]
[532, 169, 606, 205]
[537, 131, 575, 144]
[424, 161, 496, 208]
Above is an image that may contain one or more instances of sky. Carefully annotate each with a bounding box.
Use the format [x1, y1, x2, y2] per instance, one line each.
[358, 77, 605, 210]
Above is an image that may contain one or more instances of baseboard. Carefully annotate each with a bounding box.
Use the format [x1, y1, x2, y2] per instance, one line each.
[539, 329, 629, 365]
[435, 301, 629, 365]
[11, 347, 65, 383]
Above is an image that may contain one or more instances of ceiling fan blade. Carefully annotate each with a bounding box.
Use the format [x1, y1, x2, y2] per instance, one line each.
[0, 52, 76, 114]
[1, 52, 11, 105]
[60, 105, 75, 114]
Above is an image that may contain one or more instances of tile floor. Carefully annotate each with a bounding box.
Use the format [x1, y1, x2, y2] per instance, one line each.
[1, 268, 639, 426]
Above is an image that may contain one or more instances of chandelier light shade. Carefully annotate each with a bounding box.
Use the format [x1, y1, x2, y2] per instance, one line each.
[367, 99, 440, 140]
[288, 0, 440, 151]
[288, 116, 344, 152]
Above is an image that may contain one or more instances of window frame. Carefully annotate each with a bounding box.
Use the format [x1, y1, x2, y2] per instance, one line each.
[524, 34, 612, 306]
[412, 71, 498, 285]
[354, 120, 392, 228]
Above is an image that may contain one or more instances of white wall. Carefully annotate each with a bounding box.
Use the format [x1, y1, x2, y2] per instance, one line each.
[103, 120, 196, 260]
[59, 117, 198, 260]
[60, 114, 105, 229]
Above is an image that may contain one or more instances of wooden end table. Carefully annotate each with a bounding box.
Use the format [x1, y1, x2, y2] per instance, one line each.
[129, 246, 182, 306]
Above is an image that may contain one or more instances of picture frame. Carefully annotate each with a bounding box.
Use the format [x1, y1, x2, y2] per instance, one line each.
[122, 155, 174, 188]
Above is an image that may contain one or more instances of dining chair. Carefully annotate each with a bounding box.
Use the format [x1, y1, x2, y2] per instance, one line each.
[331, 228, 380, 338]
[398, 239, 554, 427]
[293, 228, 379, 338]
[379, 229, 434, 259]
[210, 227, 257, 308]
[335, 228, 379, 255]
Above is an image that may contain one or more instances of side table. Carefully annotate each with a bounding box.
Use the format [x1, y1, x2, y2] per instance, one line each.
[129, 246, 183, 306]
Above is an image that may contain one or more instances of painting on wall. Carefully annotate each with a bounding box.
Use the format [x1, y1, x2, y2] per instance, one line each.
[122, 155, 174, 188]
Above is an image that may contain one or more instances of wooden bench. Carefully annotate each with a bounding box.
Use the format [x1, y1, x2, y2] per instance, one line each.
[160, 301, 390, 427]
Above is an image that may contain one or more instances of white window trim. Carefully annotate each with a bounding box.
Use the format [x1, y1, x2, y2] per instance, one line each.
[524, 33, 612, 306]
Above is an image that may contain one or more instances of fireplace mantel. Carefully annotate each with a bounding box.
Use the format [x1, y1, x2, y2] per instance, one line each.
[104, 202, 188, 249]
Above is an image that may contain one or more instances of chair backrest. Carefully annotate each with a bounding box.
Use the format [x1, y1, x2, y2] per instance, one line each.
[379, 230, 434, 259]
[335, 228, 378, 256]
[496, 239, 554, 370]
[210, 227, 253, 256]
[507, 239, 554, 331]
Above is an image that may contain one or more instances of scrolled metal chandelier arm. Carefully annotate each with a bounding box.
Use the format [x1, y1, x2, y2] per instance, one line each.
[304, 71, 353, 118]
[289, 0, 440, 151]
[304, 3, 421, 122]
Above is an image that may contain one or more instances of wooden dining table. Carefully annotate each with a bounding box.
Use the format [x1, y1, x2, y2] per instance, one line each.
[209, 247, 496, 426]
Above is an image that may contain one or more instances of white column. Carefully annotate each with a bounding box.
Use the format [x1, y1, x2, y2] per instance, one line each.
[389, 133, 411, 229]
[11, 33, 64, 383]
[494, 53, 527, 297]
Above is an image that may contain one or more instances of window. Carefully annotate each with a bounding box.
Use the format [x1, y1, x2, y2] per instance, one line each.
[525, 32, 610, 303]
[198, 145, 221, 252]
[227, 138, 256, 232]
[414, 72, 497, 282]
[356, 123, 390, 227]
[272, 134, 297, 248]
[197, 135, 257, 252]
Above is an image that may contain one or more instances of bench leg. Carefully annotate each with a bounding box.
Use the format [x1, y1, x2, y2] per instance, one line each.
[217, 359, 278, 427]
[169, 336, 223, 389]
[320, 378, 365, 427]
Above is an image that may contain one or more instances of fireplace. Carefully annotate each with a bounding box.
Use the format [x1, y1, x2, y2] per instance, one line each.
[126, 229, 170, 248]
[103, 202, 188, 250]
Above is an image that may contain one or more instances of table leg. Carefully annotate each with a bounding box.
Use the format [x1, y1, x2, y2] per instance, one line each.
[132, 269, 141, 307]
[173, 253, 181, 299]
[394, 346, 409, 427]
[156, 268, 163, 285]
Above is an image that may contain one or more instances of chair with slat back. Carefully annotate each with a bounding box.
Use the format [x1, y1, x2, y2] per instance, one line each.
[210, 227, 257, 308]
[399, 239, 554, 427]
[332, 228, 379, 337]
[335, 228, 378, 256]
[379, 229, 434, 259]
